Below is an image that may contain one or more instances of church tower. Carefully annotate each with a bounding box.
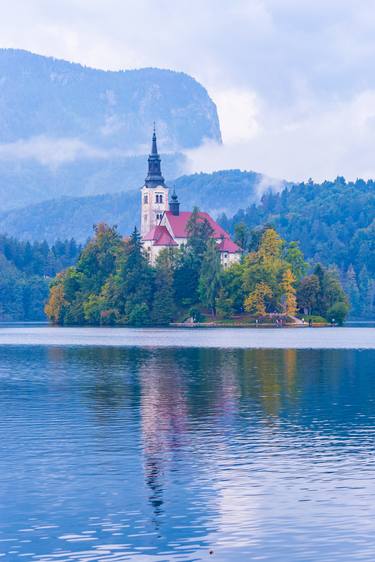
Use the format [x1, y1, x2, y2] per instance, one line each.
[141, 126, 169, 236]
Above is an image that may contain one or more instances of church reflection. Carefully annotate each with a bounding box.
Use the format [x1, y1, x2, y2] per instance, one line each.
[139, 351, 189, 526]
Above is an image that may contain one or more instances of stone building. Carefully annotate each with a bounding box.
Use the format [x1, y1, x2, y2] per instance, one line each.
[141, 127, 242, 266]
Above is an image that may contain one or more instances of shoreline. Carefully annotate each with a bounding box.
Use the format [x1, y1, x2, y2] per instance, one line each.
[169, 322, 330, 328]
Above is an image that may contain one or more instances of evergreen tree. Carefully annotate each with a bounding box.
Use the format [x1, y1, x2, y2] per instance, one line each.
[297, 274, 319, 315]
[198, 239, 222, 316]
[151, 249, 177, 325]
[284, 241, 307, 281]
[116, 227, 154, 325]
[234, 223, 249, 251]
[344, 265, 360, 316]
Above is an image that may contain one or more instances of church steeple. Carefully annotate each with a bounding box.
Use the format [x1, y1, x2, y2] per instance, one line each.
[145, 124, 165, 188]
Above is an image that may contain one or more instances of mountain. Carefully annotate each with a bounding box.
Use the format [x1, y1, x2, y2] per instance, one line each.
[0, 170, 273, 242]
[0, 49, 221, 209]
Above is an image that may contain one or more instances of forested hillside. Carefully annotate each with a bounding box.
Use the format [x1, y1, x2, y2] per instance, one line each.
[220, 177, 375, 318]
[0, 170, 269, 242]
[0, 236, 80, 320]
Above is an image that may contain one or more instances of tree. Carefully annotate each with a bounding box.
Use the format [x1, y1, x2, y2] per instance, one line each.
[217, 262, 245, 317]
[151, 249, 177, 325]
[116, 227, 154, 325]
[344, 265, 360, 316]
[234, 223, 249, 251]
[77, 223, 123, 294]
[44, 277, 66, 324]
[284, 241, 307, 281]
[327, 301, 349, 326]
[297, 274, 319, 315]
[174, 207, 214, 306]
[281, 269, 297, 316]
[244, 282, 272, 316]
[198, 239, 222, 316]
[242, 228, 285, 312]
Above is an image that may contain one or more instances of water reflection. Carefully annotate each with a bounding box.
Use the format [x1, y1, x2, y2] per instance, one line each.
[0, 346, 374, 561]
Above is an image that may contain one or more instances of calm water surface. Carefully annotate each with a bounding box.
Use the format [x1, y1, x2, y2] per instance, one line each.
[0, 327, 374, 561]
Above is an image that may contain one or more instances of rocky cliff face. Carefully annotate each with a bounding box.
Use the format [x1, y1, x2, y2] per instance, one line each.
[0, 49, 221, 209]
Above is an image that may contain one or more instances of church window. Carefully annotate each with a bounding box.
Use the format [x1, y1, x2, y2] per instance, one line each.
[159, 194, 163, 203]
[144, 194, 148, 204]
[155, 193, 163, 204]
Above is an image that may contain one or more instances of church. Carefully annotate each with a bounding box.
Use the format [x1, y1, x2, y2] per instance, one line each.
[141, 128, 242, 266]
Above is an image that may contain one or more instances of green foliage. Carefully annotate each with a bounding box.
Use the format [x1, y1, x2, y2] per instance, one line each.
[198, 239, 222, 316]
[284, 241, 307, 281]
[45, 225, 155, 327]
[327, 302, 350, 326]
[0, 236, 80, 321]
[44, 222, 351, 327]
[221, 177, 375, 317]
[151, 249, 177, 325]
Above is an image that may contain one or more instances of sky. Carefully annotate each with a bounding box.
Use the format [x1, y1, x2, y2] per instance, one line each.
[2, 0, 375, 181]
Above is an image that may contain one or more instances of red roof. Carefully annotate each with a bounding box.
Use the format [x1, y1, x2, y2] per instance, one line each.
[143, 225, 178, 246]
[217, 237, 243, 254]
[165, 211, 230, 240]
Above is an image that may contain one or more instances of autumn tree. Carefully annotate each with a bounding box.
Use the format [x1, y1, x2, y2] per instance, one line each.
[244, 282, 272, 316]
[281, 268, 297, 316]
[44, 276, 66, 324]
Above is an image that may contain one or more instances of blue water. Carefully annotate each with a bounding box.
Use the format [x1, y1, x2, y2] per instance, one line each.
[0, 327, 374, 561]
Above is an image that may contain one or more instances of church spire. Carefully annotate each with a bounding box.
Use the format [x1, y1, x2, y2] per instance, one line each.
[145, 124, 165, 188]
[151, 122, 158, 155]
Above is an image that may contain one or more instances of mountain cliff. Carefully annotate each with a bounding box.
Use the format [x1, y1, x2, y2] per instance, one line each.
[0, 49, 221, 209]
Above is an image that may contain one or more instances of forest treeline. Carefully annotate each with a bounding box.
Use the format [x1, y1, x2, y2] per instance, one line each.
[220, 176, 375, 318]
[45, 213, 349, 327]
[0, 236, 81, 320]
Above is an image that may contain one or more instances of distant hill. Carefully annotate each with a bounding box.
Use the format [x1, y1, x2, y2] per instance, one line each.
[0, 170, 274, 242]
[0, 49, 221, 209]
[220, 177, 375, 318]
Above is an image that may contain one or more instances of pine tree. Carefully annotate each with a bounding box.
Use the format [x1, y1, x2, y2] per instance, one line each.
[284, 241, 307, 281]
[151, 249, 177, 325]
[345, 265, 360, 316]
[234, 223, 249, 251]
[198, 239, 222, 316]
[117, 227, 154, 325]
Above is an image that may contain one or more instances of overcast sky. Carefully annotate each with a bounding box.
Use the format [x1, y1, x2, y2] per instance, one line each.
[2, 0, 375, 181]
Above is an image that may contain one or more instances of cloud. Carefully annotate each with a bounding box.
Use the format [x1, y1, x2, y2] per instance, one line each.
[185, 88, 375, 182]
[0, 136, 127, 167]
[215, 89, 260, 144]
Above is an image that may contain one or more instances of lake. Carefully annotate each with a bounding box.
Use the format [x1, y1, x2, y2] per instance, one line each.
[0, 326, 374, 561]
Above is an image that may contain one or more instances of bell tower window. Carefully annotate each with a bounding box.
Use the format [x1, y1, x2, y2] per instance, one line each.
[143, 194, 148, 204]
